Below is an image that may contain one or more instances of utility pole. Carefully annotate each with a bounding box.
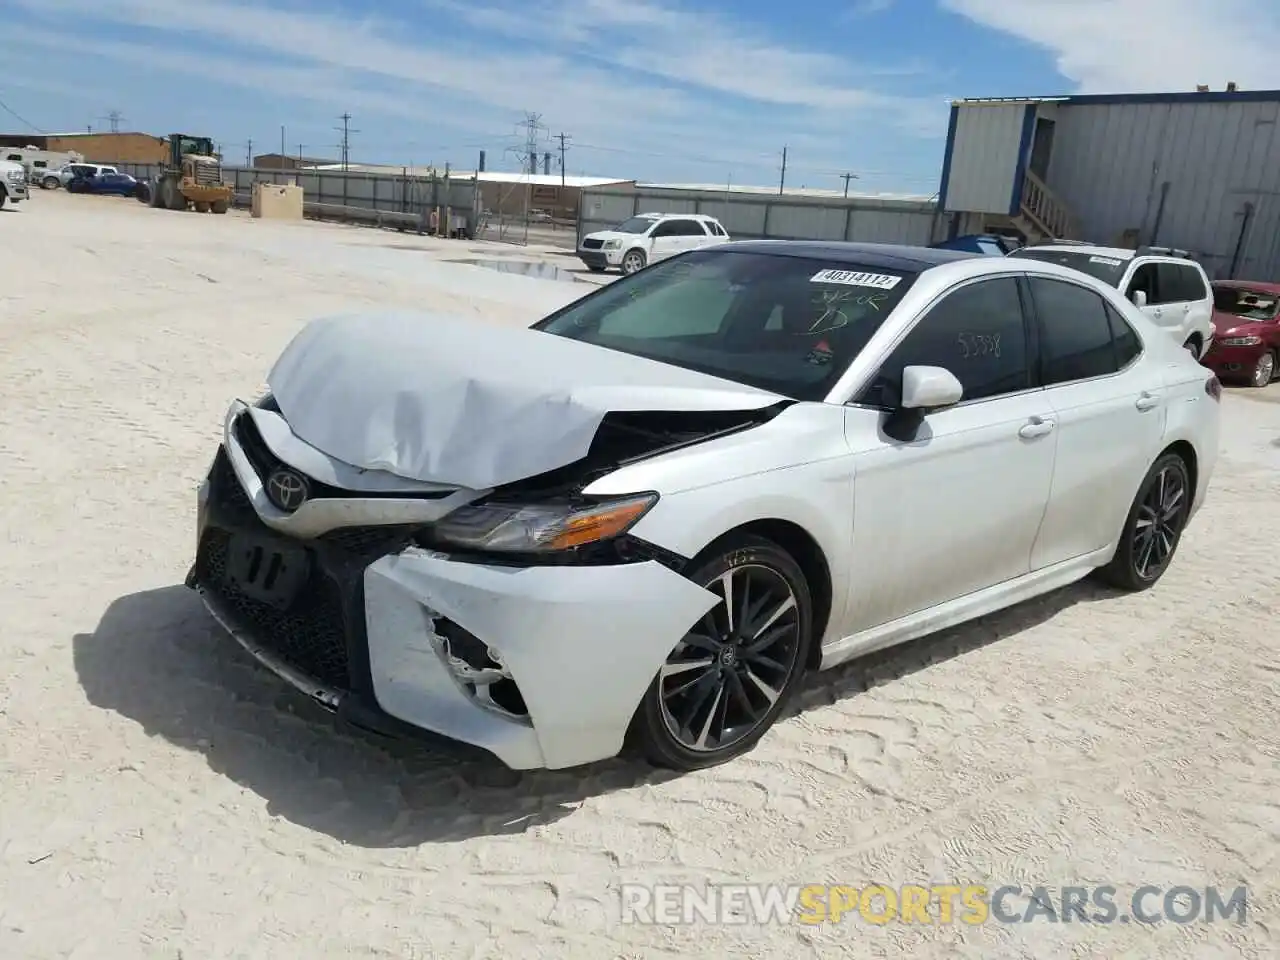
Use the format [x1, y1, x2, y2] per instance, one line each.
[778, 145, 788, 195]
[280, 125, 285, 158]
[245, 138, 253, 167]
[297, 143, 305, 167]
[336, 112, 358, 171]
[840, 172, 857, 197]
[554, 131, 571, 187]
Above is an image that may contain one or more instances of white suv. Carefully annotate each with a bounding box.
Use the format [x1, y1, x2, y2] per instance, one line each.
[578, 212, 730, 275]
[1009, 242, 1214, 358]
[0, 159, 28, 208]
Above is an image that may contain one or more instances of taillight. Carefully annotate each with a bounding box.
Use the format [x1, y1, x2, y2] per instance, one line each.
[1205, 374, 1222, 401]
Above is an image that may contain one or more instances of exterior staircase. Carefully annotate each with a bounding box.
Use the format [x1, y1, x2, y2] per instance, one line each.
[1012, 170, 1077, 244]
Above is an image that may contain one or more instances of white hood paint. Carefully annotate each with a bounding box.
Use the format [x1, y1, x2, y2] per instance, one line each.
[267, 311, 784, 489]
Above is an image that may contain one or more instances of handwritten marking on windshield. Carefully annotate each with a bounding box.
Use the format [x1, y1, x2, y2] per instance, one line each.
[957, 331, 1001, 359]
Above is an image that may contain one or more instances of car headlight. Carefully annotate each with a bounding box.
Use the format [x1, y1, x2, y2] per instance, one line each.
[1220, 336, 1261, 346]
[603, 239, 621, 250]
[428, 493, 657, 553]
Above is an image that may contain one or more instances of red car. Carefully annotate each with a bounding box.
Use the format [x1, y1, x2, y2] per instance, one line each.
[1203, 281, 1280, 387]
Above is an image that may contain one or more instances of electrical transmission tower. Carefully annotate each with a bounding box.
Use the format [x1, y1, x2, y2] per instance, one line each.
[336, 113, 359, 171]
[504, 112, 547, 176]
[102, 110, 125, 133]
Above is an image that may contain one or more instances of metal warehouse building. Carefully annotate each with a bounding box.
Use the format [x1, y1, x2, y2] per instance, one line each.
[937, 87, 1280, 280]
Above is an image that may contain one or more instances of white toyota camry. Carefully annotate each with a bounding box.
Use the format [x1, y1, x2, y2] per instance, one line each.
[188, 241, 1221, 772]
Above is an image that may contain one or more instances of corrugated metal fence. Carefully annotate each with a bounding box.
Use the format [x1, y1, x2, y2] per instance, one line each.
[113, 163, 480, 233]
[577, 185, 945, 246]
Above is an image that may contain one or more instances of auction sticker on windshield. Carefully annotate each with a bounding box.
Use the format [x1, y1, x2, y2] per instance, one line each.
[1089, 256, 1123, 267]
[810, 269, 902, 289]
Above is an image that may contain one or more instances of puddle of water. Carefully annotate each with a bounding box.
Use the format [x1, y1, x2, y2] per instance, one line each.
[447, 259, 588, 283]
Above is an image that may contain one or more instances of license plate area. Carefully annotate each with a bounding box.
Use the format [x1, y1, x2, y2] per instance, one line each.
[226, 533, 311, 610]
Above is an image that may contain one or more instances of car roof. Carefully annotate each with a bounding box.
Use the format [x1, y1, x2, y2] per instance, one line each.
[716, 240, 980, 271]
[1017, 242, 1137, 260]
[1213, 279, 1280, 294]
[637, 212, 720, 221]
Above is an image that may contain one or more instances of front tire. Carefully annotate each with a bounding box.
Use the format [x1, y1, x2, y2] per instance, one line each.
[631, 534, 813, 771]
[1184, 337, 1202, 360]
[1097, 452, 1192, 591]
[42, 177, 59, 190]
[1250, 350, 1275, 387]
[621, 248, 647, 275]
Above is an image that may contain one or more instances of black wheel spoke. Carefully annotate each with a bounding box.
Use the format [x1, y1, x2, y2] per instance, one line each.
[659, 561, 802, 754]
[1131, 464, 1188, 580]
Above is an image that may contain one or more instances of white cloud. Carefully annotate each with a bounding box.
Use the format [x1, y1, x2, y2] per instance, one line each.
[942, 0, 1280, 93]
[3, 0, 952, 188]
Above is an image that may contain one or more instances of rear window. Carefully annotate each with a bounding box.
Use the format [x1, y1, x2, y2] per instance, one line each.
[1213, 285, 1280, 320]
[533, 248, 917, 402]
[1009, 248, 1129, 287]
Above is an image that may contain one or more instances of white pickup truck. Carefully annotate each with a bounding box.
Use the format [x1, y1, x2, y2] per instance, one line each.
[0, 159, 29, 208]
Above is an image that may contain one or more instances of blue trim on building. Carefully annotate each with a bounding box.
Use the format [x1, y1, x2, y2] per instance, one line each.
[1008, 104, 1037, 216]
[937, 104, 959, 210]
[957, 89, 1280, 108]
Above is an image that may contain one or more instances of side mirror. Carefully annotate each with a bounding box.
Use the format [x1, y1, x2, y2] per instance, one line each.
[881, 366, 962, 442]
[1131, 289, 1148, 308]
[900, 365, 963, 410]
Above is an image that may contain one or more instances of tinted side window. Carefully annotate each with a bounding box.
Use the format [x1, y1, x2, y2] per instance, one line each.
[859, 277, 1028, 406]
[1127, 263, 1160, 303]
[1155, 263, 1187, 303]
[1029, 277, 1118, 383]
[650, 221, 679, 238]
[1105, 302, 1142, 367]
[1177, 264, 1207, 301]
[671, 219, 706, 236]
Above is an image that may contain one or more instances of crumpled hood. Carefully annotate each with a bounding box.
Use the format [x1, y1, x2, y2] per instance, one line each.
[267, 311, 784, 490]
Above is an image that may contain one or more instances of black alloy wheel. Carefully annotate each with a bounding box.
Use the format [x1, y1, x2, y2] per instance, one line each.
[631, 534, 813, 770]
[1098, 452, 1191, 591]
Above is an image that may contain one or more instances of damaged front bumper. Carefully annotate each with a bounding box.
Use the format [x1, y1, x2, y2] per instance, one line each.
[187, 409, 717, 770]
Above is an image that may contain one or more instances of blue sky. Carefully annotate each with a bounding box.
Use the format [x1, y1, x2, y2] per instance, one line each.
[3, 0, 1278, 194]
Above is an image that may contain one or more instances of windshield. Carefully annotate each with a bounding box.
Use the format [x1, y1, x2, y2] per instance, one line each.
[1213, 285, 1279, 321]
[1009, 248, 1129, 286]
[613, 216, 658, 234]
[532, 248, 916, 401]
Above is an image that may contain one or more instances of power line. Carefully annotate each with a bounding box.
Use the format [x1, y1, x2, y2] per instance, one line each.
[0, 94, 44, 133]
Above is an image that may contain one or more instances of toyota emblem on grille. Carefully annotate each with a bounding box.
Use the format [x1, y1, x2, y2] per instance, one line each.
[266, 467, 310, 512]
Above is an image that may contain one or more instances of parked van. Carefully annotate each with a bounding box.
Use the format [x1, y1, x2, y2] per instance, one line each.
[1, 146, 85, 187]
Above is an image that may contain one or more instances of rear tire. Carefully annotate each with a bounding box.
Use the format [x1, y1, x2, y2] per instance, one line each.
[211, 199, 229, 214]
[1096, 452, 1192, 592]
[630, 534, 814, 771]
[42, 177, 59, 190]
[1183, 336, 1202, 359]
[195, 201, 210, 213]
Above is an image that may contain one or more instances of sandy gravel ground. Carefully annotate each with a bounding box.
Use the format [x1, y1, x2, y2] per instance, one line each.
[1, 191, 1278, 959]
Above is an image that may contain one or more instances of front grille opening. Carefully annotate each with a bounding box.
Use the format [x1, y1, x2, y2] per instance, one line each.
[196, 529, 351, 690]
[435, 618, 529, 719]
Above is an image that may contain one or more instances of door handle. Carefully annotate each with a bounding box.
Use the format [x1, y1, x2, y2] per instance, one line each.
[1018, 417, 1055, 439]
[1135, 392, 1160, 412]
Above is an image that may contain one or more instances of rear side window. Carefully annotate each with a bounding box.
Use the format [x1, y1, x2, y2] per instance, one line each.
[1105, 303, 1142, 367]
[1029, 277, 1119, 384]
[668, 219, 706, 236]
[859, 277, 1029, 406]
[1176, 263, 1207, 302]
[1155, 262, 1206, 304]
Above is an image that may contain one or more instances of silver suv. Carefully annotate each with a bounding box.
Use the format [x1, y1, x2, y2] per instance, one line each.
[47, 163, 118, 189]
